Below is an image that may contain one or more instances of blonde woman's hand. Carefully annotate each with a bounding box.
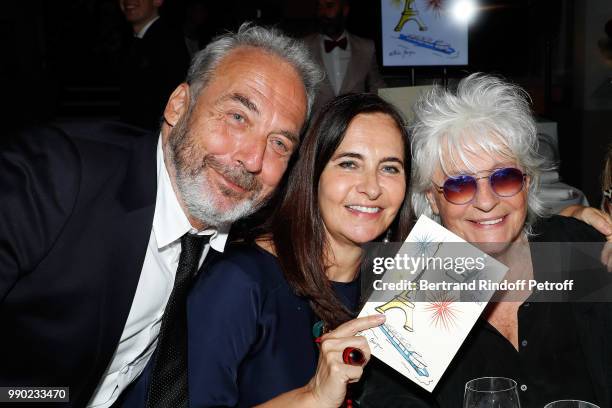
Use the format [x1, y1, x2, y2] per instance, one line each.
[560, 205, 612, 271]
[560, 205, 612, 237]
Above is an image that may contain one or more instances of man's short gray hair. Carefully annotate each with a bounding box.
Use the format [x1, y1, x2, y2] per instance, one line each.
[186, 22, 323, 120]
[410, 73, 547, 233]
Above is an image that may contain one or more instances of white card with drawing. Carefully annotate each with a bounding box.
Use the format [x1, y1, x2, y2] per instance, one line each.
[358, 215, 508, 392]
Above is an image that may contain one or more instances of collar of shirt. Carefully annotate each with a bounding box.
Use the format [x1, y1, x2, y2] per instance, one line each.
[153, 134, 229, 252]
[134, 15, 160, 39]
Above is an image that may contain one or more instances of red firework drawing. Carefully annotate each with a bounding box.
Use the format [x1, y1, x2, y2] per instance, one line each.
[424, 292, 461, 331]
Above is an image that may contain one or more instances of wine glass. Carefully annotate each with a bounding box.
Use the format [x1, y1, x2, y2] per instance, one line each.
[463, 377, 521, 408]
[544, 401, 600, 408]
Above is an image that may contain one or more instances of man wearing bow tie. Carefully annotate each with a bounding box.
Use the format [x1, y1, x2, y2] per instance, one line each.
[304, 0, 386, 113]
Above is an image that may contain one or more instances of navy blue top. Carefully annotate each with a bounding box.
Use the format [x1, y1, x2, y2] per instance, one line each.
[187, 244, 360, 407]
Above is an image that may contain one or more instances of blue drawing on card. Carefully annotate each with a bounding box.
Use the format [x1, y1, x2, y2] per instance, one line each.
[398, 34, 457, 55]
[411, 233, 440, 257]
[379, 324, 430, 379]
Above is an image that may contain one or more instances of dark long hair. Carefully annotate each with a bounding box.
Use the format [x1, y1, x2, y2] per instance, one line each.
[270, 93, 413, 330]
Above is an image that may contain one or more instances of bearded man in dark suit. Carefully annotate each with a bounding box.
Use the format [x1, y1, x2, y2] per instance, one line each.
[0, 24, 321, 408]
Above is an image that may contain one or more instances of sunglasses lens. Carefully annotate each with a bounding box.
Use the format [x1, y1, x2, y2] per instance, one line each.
[443, 175, 476, 204]
[490, 168, 525, 197]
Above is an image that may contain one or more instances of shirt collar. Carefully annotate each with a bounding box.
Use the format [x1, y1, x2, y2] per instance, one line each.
[153, 135, 230, 252]
[134, 15, 160, 39]
[323, 30, 349, 43]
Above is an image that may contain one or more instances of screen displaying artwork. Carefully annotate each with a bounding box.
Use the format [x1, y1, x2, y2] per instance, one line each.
[381, 0, 468, 66]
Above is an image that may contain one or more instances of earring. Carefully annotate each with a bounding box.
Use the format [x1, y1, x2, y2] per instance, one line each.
[383, 228, 392, 243]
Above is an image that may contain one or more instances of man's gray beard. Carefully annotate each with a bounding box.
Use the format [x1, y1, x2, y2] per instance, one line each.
[167, 109, 267, 228]
[176, 171, 263, 228]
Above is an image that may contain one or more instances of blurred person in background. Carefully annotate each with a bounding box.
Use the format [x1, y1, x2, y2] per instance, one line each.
[183, 0, 216, 58]
[304, 0, 385, 114]
[119, 0, 190, 130]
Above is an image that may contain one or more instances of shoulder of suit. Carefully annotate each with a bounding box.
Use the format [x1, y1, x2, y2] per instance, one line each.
[205, 242, 288, 292]
[4, 124, 82, 180]
[142, 17, 189, 54]
[348, 33, 375, 48]
[531, 215, 605, 243]
[142, 17, 171, 39]
[347, 33, 376, 58]
[303, 33, 321, 41]
[6, 121, 156, 164]
[302, 33, 321, 48]
[53, 120, 155, 149]
[19, 121, 156, 186]
[0, 126, 83, 273]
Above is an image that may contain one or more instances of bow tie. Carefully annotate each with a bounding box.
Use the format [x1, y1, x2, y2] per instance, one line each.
[324, 37, 347, 53]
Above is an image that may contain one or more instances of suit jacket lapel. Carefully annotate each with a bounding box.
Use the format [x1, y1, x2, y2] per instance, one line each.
[113, 131, 158, 320]
[313, 35, 336, 96]
[339, 33, 360, 94]
[58, 123, 160, 403]
[197, 247, 223, 277]
[94, 132, 158, 389]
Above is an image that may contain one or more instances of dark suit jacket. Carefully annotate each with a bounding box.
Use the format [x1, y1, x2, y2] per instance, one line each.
[118, 244, 224, 408]
[0, 122, 157, 407]
[120, 18, 190, 130]
[303, 32, 386, 114]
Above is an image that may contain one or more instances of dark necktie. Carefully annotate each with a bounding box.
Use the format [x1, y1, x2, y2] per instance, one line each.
[324, 37, 348, 53]
[146, 233, 209, 408]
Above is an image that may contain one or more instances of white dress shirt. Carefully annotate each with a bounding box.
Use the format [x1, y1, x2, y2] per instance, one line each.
[87, 136, 229, 407]
[320, 31, 351, 96]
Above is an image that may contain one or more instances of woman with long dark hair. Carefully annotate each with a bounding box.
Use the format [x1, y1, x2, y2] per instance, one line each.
[187, 93, 413, 407]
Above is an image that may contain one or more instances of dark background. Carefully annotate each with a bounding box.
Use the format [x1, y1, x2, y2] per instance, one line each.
[0, 0, 610, 205]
